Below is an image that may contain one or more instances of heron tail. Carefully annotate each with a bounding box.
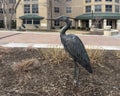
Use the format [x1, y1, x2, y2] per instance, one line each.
[77, 60, 93, 73]
[85, 64, 93, 73]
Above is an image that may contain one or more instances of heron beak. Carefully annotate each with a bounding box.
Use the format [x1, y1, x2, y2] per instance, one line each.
[47, 16, 75, 21]
[54, 16, 62, 20]
[68, 17, 75, 19]
[46, 18, 56, 21]
[47, 17, 62, 21]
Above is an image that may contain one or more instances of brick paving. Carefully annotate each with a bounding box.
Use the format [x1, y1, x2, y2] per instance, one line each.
[0, 31, 120, 50]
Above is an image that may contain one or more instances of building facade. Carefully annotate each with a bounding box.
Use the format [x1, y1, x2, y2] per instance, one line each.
[16, 0, 48, 30]
[15, 0, 120, 30]
[50, 0, 83, 29]
[76, 0, 120, 30]
[16, 0, 83, 30]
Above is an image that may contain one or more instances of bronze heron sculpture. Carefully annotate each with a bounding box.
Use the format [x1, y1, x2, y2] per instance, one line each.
[49, 16, 92, 86]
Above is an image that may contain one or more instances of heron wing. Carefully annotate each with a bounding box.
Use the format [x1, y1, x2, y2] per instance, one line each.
[63, 34, 91, 70]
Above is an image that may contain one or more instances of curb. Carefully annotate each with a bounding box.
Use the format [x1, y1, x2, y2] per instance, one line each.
[0, 43, 120, 50]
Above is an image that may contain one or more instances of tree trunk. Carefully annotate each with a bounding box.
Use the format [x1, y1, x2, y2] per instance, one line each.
[1, 0, 22, 30]
[1, 0, 7, 29]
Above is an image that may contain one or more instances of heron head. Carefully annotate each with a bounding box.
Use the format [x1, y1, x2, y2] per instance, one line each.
[47, 15, 74, 22]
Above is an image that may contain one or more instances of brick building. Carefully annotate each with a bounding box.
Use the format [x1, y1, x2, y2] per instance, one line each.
[2, 0, 120, 30]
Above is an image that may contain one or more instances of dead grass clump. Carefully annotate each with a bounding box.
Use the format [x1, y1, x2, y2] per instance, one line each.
[0, 47, 11, 55]
[41, 48, 70, 65]
[11, 59, 39, 84]
[87, 49, 105, 65]
[115, 50, 120, 59]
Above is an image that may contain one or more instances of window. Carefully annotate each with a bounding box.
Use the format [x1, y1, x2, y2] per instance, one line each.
[32, 0, 38, 1]
[115, 5, 119, 12]
[23, 19, 40, 24]
[24, 0, 30, 1]
[23, 20, 26, 24]
[23, 19, 32, 24]
[0, 8, 3, 13]
[27, 19, 32, 24]
[86, 0, 91, 3]
[54, 0, 59, 1]
[106, 5, 112, 12]
[107, 20, 112, 26]
[0, 20, 4, 28]
[106, 0, 112, 1]
[24, 4, 30, 13]
[54, 7, 59, 13]
[115, 0, 119, 3]
[85, 6, 91, 12]
[9, 0, 16, 3]
[54, 20, 60, 26]
[32, 4, 38, 13]
[66, 7, 72, 13]
[9, 8, 15, 13]
[66, 0, 71, 1]
[33, 19, 40, 24]
[9, 8, 12, 13]
[95, 5, 101, 12]
[95, 0, 101, 2]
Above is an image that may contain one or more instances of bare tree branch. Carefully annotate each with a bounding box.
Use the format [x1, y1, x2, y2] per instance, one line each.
[14, 0, 21, 12]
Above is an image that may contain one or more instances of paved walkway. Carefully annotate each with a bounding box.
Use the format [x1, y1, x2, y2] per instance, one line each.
[0, 31, 120, 50]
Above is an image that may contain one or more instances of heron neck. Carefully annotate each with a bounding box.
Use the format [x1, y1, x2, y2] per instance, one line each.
[60, 20, 71, 36]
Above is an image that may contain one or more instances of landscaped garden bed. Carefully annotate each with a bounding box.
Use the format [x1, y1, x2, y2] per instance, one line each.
[0, 47, 120, 96]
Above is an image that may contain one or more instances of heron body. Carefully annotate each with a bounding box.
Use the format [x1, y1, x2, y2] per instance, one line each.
[55, 16, 92, 85]
[61, 34, 92, 73]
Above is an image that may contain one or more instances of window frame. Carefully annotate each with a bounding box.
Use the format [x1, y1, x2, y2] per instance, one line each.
[24, 4, 30, 14]
[66, 7, 72, 13]
[105, 5, 112, 12]
[86, 0, 91, 3]
[85, 6, 91, 13]
[32, 4, 39, 13]
[95, 5, 102, 12]
[54, 7, 60, 13]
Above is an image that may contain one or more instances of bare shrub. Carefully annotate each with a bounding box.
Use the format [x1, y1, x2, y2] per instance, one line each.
[115, 50, 120, 59]
[0, 47, 11, 54]
[41, 48, 71, 65]
[87, 49, 105, 66]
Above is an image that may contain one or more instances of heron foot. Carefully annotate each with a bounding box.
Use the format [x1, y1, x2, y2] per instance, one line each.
[73, 80, 80, 87]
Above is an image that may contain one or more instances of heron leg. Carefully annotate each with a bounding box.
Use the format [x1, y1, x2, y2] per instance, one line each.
[74, 61, 80, 86]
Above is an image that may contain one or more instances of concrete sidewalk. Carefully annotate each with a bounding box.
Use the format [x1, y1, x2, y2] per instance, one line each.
[0, 31, 120, 50]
